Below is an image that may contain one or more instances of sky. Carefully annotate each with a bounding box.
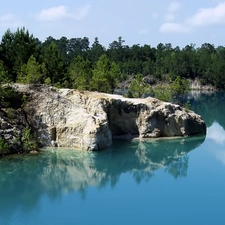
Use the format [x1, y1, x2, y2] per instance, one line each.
[1, 0, 225, 49]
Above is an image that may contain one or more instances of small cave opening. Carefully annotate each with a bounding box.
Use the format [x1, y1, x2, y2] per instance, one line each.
[107, 102, 139, 140]
[110, 122, 139, 139]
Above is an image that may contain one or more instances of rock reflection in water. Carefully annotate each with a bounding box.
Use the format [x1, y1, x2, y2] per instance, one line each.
[0, 135, 205, 221]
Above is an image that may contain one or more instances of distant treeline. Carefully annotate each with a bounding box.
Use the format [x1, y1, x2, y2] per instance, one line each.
[0, 27, 225, 93]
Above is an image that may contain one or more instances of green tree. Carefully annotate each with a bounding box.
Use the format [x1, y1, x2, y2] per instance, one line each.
[90, 55, 121, 93]
[107, 36, 126, 64]
[128, 74, 152, 98]
[42, 42, 64, 85]
[210, 48, 225, 89]
[0, 27, 37, 82]
[89, 37, 106, 63]
[197, 43, 215, 84]
[153, 85, 172, 102]
[0, 60, 11, 83]
[153, 77, 190, 103]
[67, 37, 90, 61]
[17, 55, 46, 84]
[56, 36, 70, 65]
[68, 56, 92, 90]
[170, 76, 190, 104]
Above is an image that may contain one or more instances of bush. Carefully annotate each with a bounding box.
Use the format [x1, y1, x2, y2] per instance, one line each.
[153, 85, 172, 102]
[22, 127, 38, 152]
[128, 74, 153, 98]
[185, 101, 191, 110]
[7, 107, 15, 119]
[0, 86, 23, 108]
[170, 76, 190, 104]
[0, 137, 10, 155]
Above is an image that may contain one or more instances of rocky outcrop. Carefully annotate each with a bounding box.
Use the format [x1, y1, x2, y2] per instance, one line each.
[12, 84, 206, 150]
[0, 108, 28, 154]
[189, 79, 215, 91]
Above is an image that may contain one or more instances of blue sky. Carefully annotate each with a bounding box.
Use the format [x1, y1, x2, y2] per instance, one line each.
[1, 0, 225, 48]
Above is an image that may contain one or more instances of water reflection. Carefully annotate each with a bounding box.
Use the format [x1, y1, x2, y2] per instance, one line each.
[0, 136, 205, 218]
[189, 91, 225, 128]
[205, 122, 225, 166]
[207, 122, 225, 145]
[187, 91, 225, 166]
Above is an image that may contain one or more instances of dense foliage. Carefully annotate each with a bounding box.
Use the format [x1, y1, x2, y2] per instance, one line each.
[0, 27, 224, 93]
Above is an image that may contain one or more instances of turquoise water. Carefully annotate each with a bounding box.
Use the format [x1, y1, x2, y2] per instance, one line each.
[1, 92, 225, 225]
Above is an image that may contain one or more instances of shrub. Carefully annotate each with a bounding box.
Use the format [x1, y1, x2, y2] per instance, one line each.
[185, 101, 191, 110]
[153, 85, 172, 102]
[22, 127, 38, 152]
[7, 107, 15, 119]
[0, 137, 10, 155]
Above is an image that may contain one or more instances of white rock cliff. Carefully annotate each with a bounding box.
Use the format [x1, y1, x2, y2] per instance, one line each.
[13, 84, 206, 150]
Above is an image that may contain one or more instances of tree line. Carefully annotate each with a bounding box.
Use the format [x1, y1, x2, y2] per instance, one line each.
[0, 27, 225, 94]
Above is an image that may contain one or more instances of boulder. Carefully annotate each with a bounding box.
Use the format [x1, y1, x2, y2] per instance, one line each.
[12, 84, 206, 150]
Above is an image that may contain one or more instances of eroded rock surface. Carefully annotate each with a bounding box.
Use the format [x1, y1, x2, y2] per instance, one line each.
[12, 84, 206, 150]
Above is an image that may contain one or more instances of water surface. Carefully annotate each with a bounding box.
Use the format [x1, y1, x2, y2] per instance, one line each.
[1, 92, 225, 225]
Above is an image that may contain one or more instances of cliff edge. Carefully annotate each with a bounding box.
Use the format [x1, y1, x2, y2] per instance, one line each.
[12, 84, 206, 150]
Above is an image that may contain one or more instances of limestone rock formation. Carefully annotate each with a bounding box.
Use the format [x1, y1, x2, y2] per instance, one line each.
[12, 84, 206, 150]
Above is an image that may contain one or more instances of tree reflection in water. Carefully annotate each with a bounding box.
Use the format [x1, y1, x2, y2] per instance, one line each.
[188, 91, 225, 129]
[0, 135, 205, 224]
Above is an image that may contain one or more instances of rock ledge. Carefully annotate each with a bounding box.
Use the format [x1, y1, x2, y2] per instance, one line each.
[13, 84, 206, 150]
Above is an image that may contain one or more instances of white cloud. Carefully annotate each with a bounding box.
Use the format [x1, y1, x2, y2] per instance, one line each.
[207, 122, 225, 145]
[35, 4, 91, 22]
[163, 2, 181, 23]
[215, 151, 225, 165]
[36, 6, 67, 21]
[160, 2, 225, 34]
[187, 2, 225, 26]
[206, 122, 225, 165]
[168, 1, 181, 13]
[160, 22, 190, 34]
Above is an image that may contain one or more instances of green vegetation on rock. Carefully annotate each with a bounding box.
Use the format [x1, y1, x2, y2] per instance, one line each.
[0, 85, 39, 156]
[0, 138, 10, 155]
[22, 127, 38, 153]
